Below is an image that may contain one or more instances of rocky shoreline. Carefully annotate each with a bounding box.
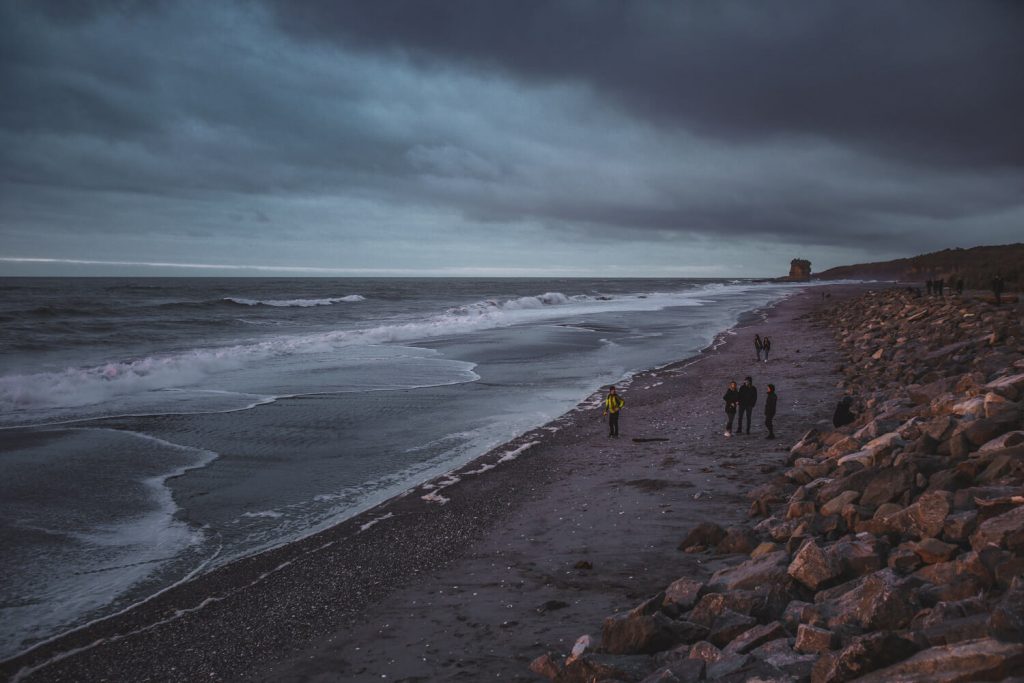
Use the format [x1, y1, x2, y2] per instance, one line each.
[530, 289, 1024, 682]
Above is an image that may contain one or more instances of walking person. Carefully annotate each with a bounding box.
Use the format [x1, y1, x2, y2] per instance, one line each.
[754, 334, 763, 362]
[762, 336, 771, 363]
[764, 383, 778, 439]
[723, 381, 739, 437]
[956, 279, 964, 296]
[937, 278, 944, 296]
[926, 279, 933, 295]
[602, 386, 624, 438]
[737, 376, 758, 435]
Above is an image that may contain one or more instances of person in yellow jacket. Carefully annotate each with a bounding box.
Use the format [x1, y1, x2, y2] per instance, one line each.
[602, 386, 625, 437]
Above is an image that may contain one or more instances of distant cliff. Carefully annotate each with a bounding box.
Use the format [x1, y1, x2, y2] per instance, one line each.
[816, 244, 1023, 289]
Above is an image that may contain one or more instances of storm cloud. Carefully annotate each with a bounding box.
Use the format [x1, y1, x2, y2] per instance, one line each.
[1, 1, 1022, 276]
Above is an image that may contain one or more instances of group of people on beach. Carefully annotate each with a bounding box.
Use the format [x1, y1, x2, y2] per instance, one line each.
[599, 332, 781, 440]
[722, 376, 777, 439]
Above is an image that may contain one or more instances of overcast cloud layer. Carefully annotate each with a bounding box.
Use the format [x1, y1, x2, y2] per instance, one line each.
[2, 1, 1022, 277]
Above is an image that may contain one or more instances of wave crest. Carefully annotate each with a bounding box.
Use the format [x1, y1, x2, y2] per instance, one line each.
[225, 295, 365, 307]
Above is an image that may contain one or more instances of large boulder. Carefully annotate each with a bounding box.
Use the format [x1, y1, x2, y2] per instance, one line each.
[707, 609, 757, 648]
[563, 653, 655, 682]
[860, 467, 915, 508]
[705, 551, 790, 593]
[829, 532, 888, 579]
[989, 576, 1024, 643]
[722, 621, 787, 655]
[810, 631, 920, 683]
[970, 504, 1024, 553]
[602, 595, 704, 655]
[984, 372, 1024, 400]
[663, 577, 703, 613]
[788, 540, 842, 591]
[851, 637, 1024, 683]
[825, 569, 919, 632]
[874, 490, 952, 540]
[678, 521, 726, 551]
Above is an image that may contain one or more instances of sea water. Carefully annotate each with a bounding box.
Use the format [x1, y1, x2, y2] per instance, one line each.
[0, 277, 805, 658]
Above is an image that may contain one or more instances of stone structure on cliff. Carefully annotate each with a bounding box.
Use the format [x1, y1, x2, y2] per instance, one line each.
[788, 259, 812, 282]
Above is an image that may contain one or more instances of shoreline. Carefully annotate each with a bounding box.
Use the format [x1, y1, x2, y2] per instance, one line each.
[1, 284, 865, 682]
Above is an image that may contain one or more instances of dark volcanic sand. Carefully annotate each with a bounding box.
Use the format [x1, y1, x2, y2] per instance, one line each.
[1, 285, 868, 683]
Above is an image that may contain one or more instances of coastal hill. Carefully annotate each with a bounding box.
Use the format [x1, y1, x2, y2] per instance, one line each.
[816, 243, 1023, 289]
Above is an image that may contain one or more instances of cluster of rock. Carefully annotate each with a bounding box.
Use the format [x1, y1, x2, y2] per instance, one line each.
[530, 289, 1024, 682]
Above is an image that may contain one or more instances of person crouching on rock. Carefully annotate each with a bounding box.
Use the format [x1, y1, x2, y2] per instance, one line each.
[833, 395, 856, 428]
[738, 376, 758, 435]
[723, 381, 739, 437]
[765, 383, 777, 439]
[603, 386, 624, 438]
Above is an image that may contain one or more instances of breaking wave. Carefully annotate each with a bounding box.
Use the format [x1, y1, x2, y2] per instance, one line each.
[0, 289, 701, 416]
[224, 295, 365, 307]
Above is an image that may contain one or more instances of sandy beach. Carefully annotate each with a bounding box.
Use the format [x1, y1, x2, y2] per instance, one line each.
[1, 285, 865, 682]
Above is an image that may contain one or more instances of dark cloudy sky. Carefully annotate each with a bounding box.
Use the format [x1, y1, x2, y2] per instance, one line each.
[2, 1, 1022, 277]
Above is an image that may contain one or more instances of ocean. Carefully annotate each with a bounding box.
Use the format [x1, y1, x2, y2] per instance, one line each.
[0, 276, 804, 658]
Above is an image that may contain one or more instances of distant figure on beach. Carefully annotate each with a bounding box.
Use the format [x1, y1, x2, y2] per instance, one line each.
[762, 336, 771, 363]
[602, 386, 624, 438]
[764, 383, 777, 439]
[723, 381, 739, 437]
[833, 396, 856, 428]
[992, 275, 1005, 305]
[754, 334, 763, 362]
[737, 376, 758, 435]
[936, 278, 944, 296]
[926, 279, 933, 295]
[956, 279, 964, 296]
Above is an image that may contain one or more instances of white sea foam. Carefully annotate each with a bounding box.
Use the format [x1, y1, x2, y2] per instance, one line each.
[225, 295, 365, 307]
[0, 284, 768, 419]
[240, 510, 283, 519]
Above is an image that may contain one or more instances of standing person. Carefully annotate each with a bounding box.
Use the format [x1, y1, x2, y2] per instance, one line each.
[602, 386, 624, 438]
[737, 376, 758, 435]
[993, 275, 1005, 305]
[754, 334, 763, 362]
[937, 278, 944, 296]
[762, 336, 771, 363]
[956, 279, 964, 295]
[926, 279, 933, 295]
[764, 383, 778, 439]
[723, 381, 739, 437]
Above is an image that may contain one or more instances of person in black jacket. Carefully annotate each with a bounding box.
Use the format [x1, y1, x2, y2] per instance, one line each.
[723, 381, 739, 437]
[754, 334, 763, 362]
[833, 396, 856, 428]
[764, 383, 777, 439]
[737, 376, 757, 435]
[762, 336, 771, 363]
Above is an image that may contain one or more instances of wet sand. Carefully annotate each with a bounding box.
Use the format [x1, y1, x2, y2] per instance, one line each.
[1, 284, 868, 682]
